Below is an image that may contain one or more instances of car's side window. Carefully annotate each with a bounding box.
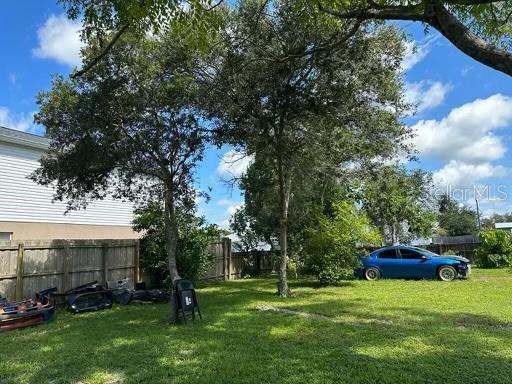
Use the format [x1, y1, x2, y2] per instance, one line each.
[378, 249, 398, 259]
[400, 249, 424, 259]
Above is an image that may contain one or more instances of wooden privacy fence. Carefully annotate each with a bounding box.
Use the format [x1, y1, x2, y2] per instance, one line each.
[0, 237, 272, 300]
[0, 239, 139, 301]
[428, 235, 481, 262]
[201, 239, 276, 280]
[202, 237, 243, 280]
[231, 250, 275, 276]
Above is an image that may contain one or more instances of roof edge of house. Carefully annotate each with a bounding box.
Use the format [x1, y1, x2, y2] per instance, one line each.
[0, 126, 49, 150]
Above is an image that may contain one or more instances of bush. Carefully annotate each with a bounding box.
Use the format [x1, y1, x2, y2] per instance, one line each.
[303, 201, 382, 285]
[475, 229, 512, 268]
[441, 249, 460, 256]
[133, 202, 222, 286]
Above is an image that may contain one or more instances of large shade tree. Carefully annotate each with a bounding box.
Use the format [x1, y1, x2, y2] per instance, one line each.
[32, 33, 208, 322]
[437, 193, 479, 235]
[202, 0, 409, 296]
[362, 165, 436, 244]
[231, 151, 362, 268]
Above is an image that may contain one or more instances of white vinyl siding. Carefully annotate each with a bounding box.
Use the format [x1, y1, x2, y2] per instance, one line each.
[0, 141, 134, 226]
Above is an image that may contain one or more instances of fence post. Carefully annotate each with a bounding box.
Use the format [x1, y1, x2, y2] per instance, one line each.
[102, 242, 109, 285]
[222, 237, 229, 280]
[134, 239, 140, 283]
[227, 238, 232, 280]
[61, 241, 72, 292]
[15, 243, 25, 300]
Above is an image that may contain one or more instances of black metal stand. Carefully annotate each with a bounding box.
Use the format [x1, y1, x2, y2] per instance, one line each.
[174, 279, 202, 324]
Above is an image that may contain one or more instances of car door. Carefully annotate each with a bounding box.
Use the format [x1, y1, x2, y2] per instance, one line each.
[398, 248, 434, 278]
[374, 248, 402, 278]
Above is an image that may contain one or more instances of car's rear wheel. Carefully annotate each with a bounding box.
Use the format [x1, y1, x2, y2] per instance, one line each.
[364, 267, 381, 281]
[438, 265, 457, 282]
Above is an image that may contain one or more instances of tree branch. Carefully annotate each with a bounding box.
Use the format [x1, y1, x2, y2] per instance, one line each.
[429, 1, 512, 76]
[318, 0, 512, 77]
[318, 2, 427, 22]
[280, 19, 362, 62]
[71, 24, 129, 79]
[206, 0, 225, 11]
[443, 0, 504, 5]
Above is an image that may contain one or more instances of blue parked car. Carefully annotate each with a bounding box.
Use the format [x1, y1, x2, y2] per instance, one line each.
[360, 245, 471, 281]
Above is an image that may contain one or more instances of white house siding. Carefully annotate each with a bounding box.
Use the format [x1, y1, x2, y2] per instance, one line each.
[0, 141, 135, 227]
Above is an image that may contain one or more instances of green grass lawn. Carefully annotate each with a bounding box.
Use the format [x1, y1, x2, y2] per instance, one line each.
[2, 269, 512, 384]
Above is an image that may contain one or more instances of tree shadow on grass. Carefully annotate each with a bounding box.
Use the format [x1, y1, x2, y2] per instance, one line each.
[288, 280, 356, 290]
[1, 279, 512, 383]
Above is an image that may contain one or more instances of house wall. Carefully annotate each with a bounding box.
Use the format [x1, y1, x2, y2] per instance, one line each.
[0, 221, 139, 240]
[0, 139, 137, 239]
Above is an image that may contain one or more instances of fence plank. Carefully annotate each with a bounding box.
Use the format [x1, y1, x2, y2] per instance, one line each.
[61, 241, 71, 292]
[15, 243, 25, 300]
[222, 238, 228, 280]
[102, 243, 109, 284]
[227, 238, 232, 280]
[134, 240, 140, 283]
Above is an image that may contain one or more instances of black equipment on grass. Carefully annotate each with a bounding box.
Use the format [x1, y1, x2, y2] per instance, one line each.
[34, 281, 113, 313]
[174, 279, 202, 323]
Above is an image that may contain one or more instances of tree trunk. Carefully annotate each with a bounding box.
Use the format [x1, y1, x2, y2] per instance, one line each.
[277, 157, 291, 297]
[164, 185, 181, 323]
[391, 223, 399, 245]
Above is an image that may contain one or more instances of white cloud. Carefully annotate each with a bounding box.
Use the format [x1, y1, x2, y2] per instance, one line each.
[217, 149, 253, 178]
[217, 198, 235, 207]
[0, 107, 36, 133]
[227, 203, 242, 216]
[433, 160, 509, 188]
[214, 198, 243, 228]
[460, 66, 473, 77]
[401, 34, 440, 72]
[481, 200, 512, 218]
[402, 41, 428, 72]
[410, 94, 512, 163]
[218, 204, 242, 229]
[8, 73, 16, 86]
[219, 199, 242, 217]
[405, 80, 451, 114]
[33, 14, 83, 67]
[194, 189, 204, 205]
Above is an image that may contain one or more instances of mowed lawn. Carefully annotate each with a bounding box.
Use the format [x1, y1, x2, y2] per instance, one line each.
[2, 269, 512, 384]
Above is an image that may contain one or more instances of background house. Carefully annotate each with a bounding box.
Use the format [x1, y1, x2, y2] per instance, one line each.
[0, 126, 137, 240]
[495, 222, 512, 232]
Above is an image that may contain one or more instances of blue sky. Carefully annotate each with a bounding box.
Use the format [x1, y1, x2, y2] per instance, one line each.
[1, 1, 511, 227]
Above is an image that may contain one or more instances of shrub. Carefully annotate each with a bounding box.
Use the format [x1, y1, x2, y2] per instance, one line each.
[133, 202, 222, 285]
[303, 201, 382, 285]
[475, 229, 512, 268]
[441, 249, 460, 256]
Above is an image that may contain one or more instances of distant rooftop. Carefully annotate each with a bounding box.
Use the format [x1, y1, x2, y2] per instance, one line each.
[495, 222, 512, 229]
[0, 126, 49, 150]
